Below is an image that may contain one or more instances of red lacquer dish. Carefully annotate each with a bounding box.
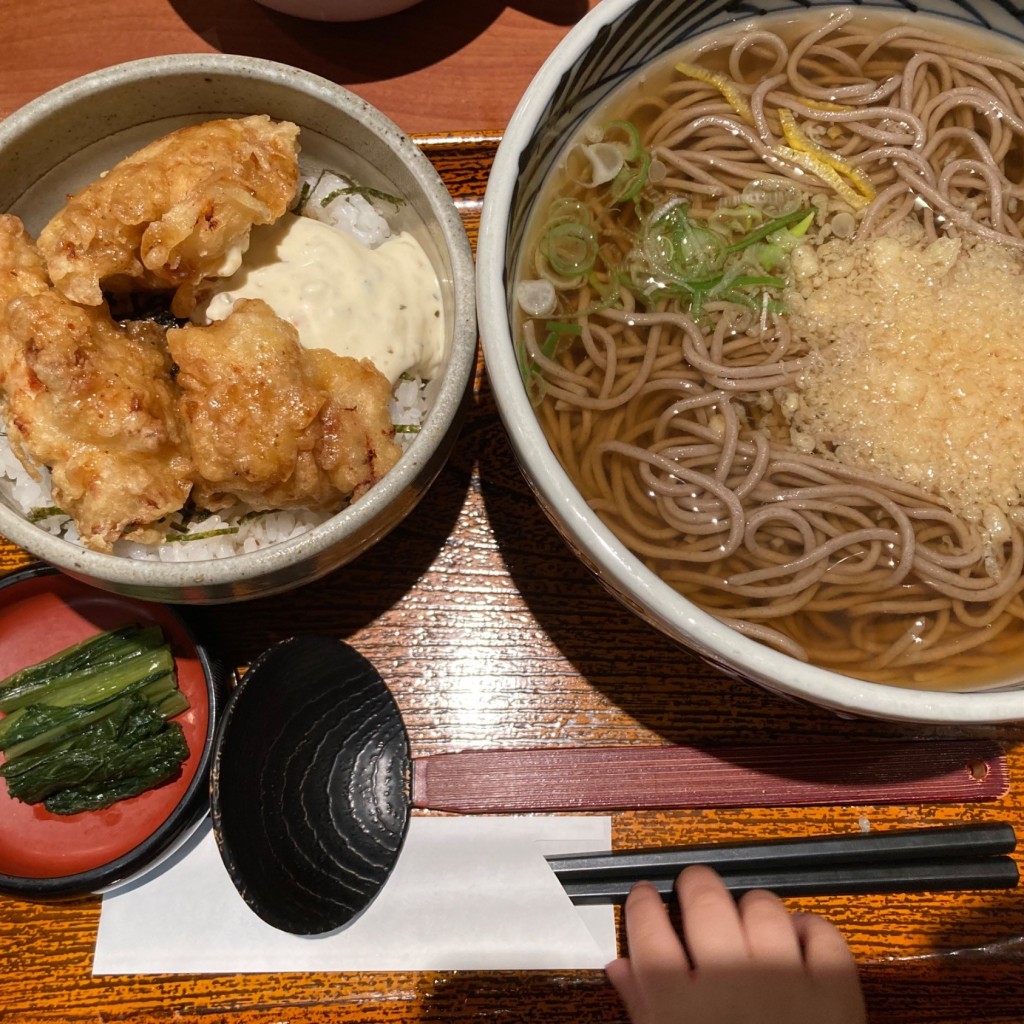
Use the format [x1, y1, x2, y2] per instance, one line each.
[0, 566, 223, 896]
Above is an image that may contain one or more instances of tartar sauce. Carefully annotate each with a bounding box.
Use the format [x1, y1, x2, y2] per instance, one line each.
[195, 212, 444, 384]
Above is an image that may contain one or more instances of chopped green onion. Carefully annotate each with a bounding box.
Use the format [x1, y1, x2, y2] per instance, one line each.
[643, 203, 726, 281]
[544, 221, 598, 277]
[611, 150, 651, 203]
[518, 316, 577, 406]
[720, 274, 788, 290]
[722, 207, 814, 254]
[164, 527, 241, 544]
[544, 320, 583, 336]
[548, 197, 593, 227]
[571, 141, 625, 187]
[604, 119, 643, 162]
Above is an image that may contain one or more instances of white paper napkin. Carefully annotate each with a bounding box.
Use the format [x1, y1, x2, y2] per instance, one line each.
[93, 814, 616, 973]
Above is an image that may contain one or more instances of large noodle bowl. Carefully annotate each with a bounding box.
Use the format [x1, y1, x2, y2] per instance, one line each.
[515, 8, 1024, 690]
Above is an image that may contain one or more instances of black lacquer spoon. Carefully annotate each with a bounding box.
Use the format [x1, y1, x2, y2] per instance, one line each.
[209, 637, 1008, 935]
[211, 637, 409, 935]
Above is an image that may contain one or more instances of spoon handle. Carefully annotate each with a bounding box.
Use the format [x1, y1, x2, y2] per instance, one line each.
[410, 739, 1006, 813]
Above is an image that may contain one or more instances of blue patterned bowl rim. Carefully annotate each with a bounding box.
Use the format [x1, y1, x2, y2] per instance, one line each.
[477, 0, 1024, 723]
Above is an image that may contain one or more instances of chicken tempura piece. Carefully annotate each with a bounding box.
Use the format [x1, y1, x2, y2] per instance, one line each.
[37, 115, 300, 313]
[0, 215, 193, 552]
[303, 346, 404, 500]
[167, 298, 330, 512]
[167, 298, 401, 512]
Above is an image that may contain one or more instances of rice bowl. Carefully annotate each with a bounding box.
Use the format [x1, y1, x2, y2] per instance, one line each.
[0, 54, 476, 603]
[2, 161, 436, 562]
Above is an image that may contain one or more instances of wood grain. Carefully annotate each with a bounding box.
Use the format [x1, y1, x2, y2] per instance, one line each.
[0, 0, 600, 135]
[2, 147, 1024, 1008]
[1, 7, 1024, 1017]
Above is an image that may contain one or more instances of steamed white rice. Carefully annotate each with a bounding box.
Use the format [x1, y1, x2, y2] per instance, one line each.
[301, 169, 395, 248]
[0, 170, 436, 562]
[0, 374, 430, 562]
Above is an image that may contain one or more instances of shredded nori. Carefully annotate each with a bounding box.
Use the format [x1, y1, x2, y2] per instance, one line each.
[320, 184, 405, 211]
[106, 291, 187, 329]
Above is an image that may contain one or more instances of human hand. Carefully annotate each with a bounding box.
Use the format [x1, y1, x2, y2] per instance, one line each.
[605, 865, 867, 1024]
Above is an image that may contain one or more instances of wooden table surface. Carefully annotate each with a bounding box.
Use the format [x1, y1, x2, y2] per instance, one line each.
[3, 1, 1024, 1021]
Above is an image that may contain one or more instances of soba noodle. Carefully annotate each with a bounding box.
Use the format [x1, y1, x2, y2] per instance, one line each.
[517, 9, 1024, 690]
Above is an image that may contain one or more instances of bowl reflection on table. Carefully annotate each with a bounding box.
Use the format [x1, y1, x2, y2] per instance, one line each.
[476, 0, 1024, 723]
[0, 54, 477, 605]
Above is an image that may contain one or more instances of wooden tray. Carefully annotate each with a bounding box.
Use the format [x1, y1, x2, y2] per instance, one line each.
[1, 131, 1023, 1024]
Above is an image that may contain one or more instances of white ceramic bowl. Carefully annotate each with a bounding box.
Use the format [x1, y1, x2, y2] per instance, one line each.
[0, 54, 476, 604]
[477, 0, 1024, 723]
[252, 0, 424, 20]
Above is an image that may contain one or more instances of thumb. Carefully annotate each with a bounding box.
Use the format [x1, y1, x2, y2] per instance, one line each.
[606, 957, 642, 1019]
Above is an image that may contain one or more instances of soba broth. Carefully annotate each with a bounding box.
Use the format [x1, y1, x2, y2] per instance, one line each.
[515, 9, 1024, 691]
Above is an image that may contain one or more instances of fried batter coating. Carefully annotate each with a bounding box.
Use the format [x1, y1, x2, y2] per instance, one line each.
[168, 298, 330, 511]
[0, 215, 193, 553]
[304, 346, 403, 499]
[37, 116, 300, 311]
[0, 213, 50, 305]
[168, 299, 400, 512]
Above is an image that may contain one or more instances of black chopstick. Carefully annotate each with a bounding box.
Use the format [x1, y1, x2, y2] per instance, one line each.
[547, 823, 1017, 883]
[559, 856, 1020, 904]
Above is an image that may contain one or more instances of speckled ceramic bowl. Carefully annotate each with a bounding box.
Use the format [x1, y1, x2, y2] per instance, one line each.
[0, 54, 476, 604]
[476, 0, 1024, 723]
